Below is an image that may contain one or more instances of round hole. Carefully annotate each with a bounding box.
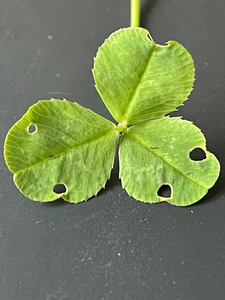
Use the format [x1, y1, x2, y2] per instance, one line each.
[189, 148, 206, 161]
[53, 183, 67, 194]
[28, 124, 37, 134]
[157, 184, 172, 198]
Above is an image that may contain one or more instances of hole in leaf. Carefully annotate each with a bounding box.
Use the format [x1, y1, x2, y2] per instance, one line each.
[189, 148, 206, 161]
[157, 184, 172, 198]
[28, 124, 37, 134]
[53, 183, 67, 194]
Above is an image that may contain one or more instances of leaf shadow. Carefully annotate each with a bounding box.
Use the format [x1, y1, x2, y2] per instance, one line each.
[195, 142, 225, 206]
[97, 155, 120, 197]
[43, 198, 69, 207]
[140, 0, 159, 28]
[191, 175, 225, 207]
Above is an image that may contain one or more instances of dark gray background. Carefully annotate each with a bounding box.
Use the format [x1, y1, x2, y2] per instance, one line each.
[0, 0, 225, 299]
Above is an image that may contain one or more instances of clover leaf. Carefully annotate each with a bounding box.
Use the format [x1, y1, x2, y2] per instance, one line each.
[4, 26, 220, 206]
[93, 28, 194, 125]
[119, 117, 220, 206]
[4, 100, 119, 202]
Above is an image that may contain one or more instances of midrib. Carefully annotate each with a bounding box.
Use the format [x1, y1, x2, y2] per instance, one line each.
[122, 43, 156, 122]
[128, 132, 208, 189]
[15, 129, 118, 174]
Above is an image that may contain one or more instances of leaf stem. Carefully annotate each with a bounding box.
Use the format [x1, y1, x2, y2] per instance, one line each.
[130, 0, 140, 27]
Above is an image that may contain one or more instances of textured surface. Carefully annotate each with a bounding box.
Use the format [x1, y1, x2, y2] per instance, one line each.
[5, 99, 119, 202]
[93, 27, 194, 124]
[119, 117, 220, 205]
[1, 0, 225, 300]
[4, 28, 215, 206]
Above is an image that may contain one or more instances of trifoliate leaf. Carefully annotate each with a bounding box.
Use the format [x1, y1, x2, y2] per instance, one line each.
[4, 27, 220, 206]
[93, 27, 195, 125]
[119, 117, 220, 206]
[4, 99, 119, 203]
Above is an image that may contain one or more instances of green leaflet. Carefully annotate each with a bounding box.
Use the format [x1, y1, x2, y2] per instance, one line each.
[4, 27, 220, 205]
[119, 117, 220, 206]
[93, 27, 194, 124]
[4, 99, 119, 202]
